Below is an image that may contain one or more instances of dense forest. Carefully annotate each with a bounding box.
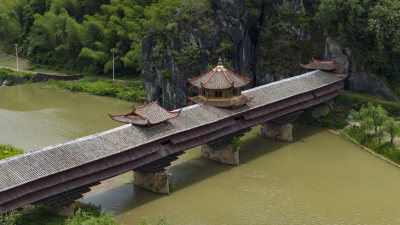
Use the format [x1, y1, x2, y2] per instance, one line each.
[0, 0, 400, 89]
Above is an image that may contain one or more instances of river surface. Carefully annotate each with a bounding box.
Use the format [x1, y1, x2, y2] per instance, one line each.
[1, 84, 400, 224]
[0, 83, 134, 151]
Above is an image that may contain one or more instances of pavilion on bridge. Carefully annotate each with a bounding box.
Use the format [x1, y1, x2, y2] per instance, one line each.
[109, 101, 181, 126]
[188, 58, 252, 108]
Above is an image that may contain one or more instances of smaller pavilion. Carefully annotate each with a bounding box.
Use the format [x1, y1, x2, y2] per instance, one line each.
[109, 102, 181, 126]
[188, 59, 252, 108]
[300, 58, 346, 71]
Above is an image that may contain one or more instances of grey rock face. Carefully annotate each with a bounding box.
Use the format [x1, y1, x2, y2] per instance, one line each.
[141, 0, 393, 110]
[141, 0, 254, 110]
[141, 0, 318, 110]
[324, 37, 394, 98]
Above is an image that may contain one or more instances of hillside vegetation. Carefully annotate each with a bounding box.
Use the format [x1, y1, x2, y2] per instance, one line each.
[0, 0, 399, 86]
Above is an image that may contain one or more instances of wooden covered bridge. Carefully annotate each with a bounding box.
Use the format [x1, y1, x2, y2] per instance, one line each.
[0, 69, 344, 214]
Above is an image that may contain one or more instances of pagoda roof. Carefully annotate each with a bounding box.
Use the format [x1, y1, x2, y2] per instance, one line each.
[109, 102, 181, 126]
[188, 65, 252, 90]
[299, 58, 346, 71]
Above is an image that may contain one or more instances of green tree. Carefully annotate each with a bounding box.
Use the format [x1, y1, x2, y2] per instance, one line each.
[351, 103, 389, 134]
[380, 117, 400, 144]
[369, 0, 400, 53]
[317, 0, 377, 45]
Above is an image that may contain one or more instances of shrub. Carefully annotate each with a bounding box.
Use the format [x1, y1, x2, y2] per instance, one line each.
[65, 209, 117, 225]
[0, 144, 23, 160]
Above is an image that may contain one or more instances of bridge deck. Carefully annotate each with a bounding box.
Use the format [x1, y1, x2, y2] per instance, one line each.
[0, 70, 344, 212]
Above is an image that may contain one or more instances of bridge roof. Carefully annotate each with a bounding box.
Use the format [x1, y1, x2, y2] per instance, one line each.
[0, 70, 342, 192]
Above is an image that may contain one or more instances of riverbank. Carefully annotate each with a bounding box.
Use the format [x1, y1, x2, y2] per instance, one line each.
[298, 91, 400, 168]
[339, 129, 400, 168]
[297, 92, 400, 130]
[0, 67, 146, 103]
[46, 78, 146, 103]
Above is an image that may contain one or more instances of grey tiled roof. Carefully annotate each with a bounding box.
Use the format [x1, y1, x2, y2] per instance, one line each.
[190, 95, 252, 108]
[189, 65, 251, 89]
[0, 70, 343, 192]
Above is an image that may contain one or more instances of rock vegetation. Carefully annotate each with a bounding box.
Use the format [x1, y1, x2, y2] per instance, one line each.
[141, 0, 324, 109]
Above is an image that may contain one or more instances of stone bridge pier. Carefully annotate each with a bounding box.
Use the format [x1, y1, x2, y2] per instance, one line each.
[201, 128, 251, 165]
[260, 122, 294, 142]
[133, 152, 184, 194]
[260, 111, 304, 142]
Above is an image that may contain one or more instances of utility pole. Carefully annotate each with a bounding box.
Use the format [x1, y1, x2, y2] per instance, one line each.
[111, 50, 119, 83]
[112, 50, 115, 83]
[15, 44, 19, 72]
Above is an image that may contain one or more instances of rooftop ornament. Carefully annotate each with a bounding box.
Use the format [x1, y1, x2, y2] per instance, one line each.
[299, 57, 347, 72]
[188, 58, 252, 108]
[109, 102, 181, 126]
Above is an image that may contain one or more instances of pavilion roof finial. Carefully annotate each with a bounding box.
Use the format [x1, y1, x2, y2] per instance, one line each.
[218, 57, 223, 66]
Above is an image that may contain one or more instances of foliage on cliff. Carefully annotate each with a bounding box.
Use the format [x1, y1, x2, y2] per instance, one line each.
[1, 0, 400, 94]
[317, 0, 400, 92]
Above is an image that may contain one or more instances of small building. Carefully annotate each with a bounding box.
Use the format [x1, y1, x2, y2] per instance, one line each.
[109, 102, 181, 126]
[188, 59, 252, 108]
[299, 58, 346, 71]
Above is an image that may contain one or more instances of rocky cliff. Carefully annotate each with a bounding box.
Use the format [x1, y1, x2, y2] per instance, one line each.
[324, 37, 394, 98]
[141, 0, 392, 110]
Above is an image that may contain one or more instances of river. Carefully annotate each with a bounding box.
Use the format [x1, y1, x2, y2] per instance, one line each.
[1, 84, 400, 224]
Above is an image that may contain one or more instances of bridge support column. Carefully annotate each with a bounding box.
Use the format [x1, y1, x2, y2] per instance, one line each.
[43, 204, 75, 217]
[134, 171, 169, 194]
[201, 144, 239, 165]
[260, 122, 293, 142]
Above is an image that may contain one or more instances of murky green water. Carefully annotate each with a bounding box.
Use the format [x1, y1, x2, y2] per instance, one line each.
[1, 84, 400, 224]
[0, 84, 133, 151]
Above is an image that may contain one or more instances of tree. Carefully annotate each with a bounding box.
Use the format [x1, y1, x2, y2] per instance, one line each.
[369, 0, 400, 53]
[317, 0, 371, 45]
[380, 117, 400, 144]
[351, 103, 388, 134]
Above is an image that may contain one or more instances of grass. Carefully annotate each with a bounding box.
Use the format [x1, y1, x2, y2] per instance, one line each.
[47, 77, 146, 103]
[343, 127, 400, 164]
[0, 68, 36, 81]
[0, 51, 66, 76]
[0, 144, 24, 160]
[0, 52, 30, 71]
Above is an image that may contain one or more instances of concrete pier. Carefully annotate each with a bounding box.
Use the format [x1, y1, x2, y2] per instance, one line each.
[134, 171, 169, 194]
[260, 122, 293, 142]
[201, 143, 239, 165]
